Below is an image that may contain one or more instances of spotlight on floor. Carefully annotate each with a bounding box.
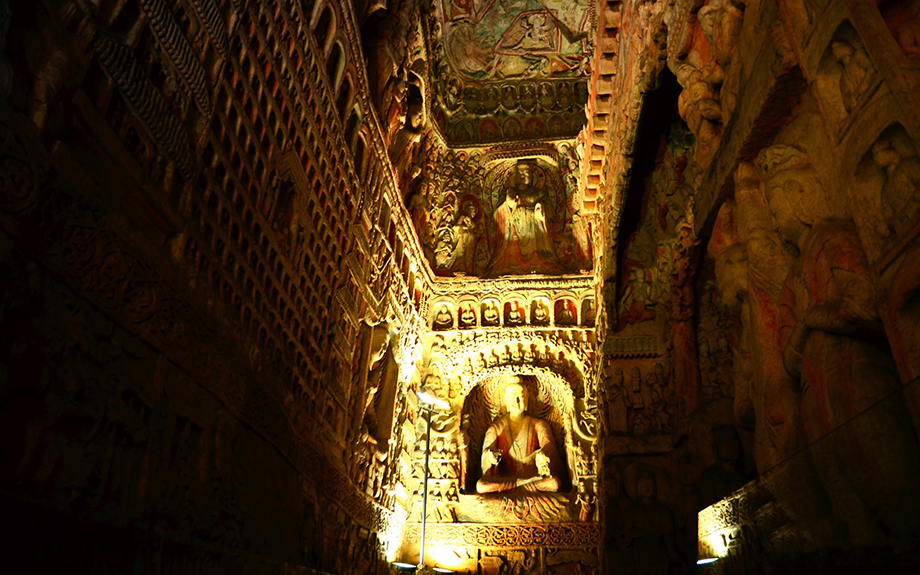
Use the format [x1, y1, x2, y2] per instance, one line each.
[697, 557, 718, 565]
[392, 562, 416, 571]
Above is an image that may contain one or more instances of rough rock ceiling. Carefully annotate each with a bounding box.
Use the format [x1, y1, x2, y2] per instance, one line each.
[426, 0, 596, 146]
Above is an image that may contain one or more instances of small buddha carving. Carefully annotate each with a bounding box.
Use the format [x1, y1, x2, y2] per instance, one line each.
[433, 305, 453, 330]
[482, 301, 500, 326]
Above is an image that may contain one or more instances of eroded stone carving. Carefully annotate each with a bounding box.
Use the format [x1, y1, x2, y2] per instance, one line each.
[759, 142, 920, 543]
[870, 129, 920, 237]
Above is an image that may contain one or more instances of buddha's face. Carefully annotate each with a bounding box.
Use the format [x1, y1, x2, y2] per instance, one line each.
[516, 164, 533, 186]
[535, 304, 547, 321]
[764, 171, 814, 247]
[638, 475, 656, 499]
[504, 382, 527, 417]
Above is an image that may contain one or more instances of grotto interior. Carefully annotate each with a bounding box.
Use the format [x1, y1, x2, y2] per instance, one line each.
[3, 0, 920, 574]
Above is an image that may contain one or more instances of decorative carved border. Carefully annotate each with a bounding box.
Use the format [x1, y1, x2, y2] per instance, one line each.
[604, 335, 659, 357]
[430, 336, 594, 397]
[429, 275, 594, 296]
[403, 522, 599, 548]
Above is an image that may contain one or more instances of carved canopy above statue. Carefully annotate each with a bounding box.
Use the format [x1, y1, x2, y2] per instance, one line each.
[426, 0, 595, 145]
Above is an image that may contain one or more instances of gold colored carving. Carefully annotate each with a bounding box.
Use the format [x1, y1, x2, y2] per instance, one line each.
[403, 522, 599, 548]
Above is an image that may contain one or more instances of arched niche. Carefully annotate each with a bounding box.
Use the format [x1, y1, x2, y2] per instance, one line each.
[434, 333, 592, 398]
[457, 367, 576, 493]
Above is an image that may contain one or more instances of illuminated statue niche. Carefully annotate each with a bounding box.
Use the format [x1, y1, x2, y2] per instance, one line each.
[471, 375, 565, 494]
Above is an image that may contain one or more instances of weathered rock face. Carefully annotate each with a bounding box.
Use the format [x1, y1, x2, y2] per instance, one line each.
[0, 0, 417, 572]
[3, 0, 920, 573]
[590, 0, 920, 572]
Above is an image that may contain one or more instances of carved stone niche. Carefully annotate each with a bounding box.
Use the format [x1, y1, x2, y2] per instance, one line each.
[875, 0, 920, 61]
[581, 297, 596, 327]
[815, 22, 880, 135]
[531, 297, 551, 326]
[481, 298, 501, 327]
[432, 302, 455, 330]
[458, 299, 478, 329]
[854, 123, 920, 259]
[455, 373, 580, 523]
[504, 299, 526, 326]
[554, 298, 577, 326]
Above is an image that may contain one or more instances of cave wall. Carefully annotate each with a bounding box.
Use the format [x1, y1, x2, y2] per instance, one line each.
[0, 0, 426, 572]
[594, 0, 920, 573]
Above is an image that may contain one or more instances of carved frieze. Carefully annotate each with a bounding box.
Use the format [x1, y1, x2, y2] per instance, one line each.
[403, 522, 599, 548]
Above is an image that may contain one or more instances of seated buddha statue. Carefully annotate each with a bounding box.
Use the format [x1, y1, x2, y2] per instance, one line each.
[476, 376, 562, 493]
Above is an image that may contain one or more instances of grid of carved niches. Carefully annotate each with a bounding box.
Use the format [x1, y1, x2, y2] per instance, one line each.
[190, 3, 356, 379]
[190, 0, 426, 394]
[430, 292, 597, 331]
[79, 0, 424, 405]
[83, 0, 374, 417]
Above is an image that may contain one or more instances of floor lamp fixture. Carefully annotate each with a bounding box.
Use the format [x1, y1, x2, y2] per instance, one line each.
[400, 390, 452, 573]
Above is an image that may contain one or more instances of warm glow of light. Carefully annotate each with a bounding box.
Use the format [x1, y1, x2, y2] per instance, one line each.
[698, 491, 745, 560]
[382, 513, 406, 562]
[421, 543, 475, 572]
[705, 529, 735, 558]
[416, 391, 450, 410]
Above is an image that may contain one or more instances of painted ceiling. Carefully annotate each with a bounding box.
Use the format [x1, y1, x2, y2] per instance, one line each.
[426, 0, 595, 146]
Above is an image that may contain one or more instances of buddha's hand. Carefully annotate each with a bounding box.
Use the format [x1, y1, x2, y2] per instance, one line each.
[515, 476, 542, 488]
[486, 449, 502, 467]
[535, 452, 551, 477]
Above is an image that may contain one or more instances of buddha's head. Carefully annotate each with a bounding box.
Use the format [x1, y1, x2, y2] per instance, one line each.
[637, 470, 657, 500]
[504, 377, 527, 418]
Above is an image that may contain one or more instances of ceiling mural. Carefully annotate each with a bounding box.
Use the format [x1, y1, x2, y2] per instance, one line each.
[426, 0, 595, 145]
[407, 145, 594, 277]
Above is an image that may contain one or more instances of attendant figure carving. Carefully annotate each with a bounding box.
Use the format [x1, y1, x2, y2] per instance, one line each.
[476, 377, 562, 493]
[877, 0, 920, 58]
[831, 36, 874, 113]
[628, 366, 645, 410]
[761, 144, 920, 543]
[607, 367, 629, 435]
[452, 202, 483, 274]
[389, 99, 425, 194]
[618, 263, 656, 329]
[871, 136, 920, 235]
[617, 468, 681, 575]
